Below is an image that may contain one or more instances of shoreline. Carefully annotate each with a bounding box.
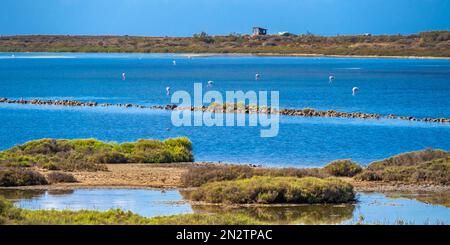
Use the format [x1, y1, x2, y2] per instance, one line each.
[181, 52, 450, 60]
[2, 51, 450, 60]
[1, 163, 448, 193]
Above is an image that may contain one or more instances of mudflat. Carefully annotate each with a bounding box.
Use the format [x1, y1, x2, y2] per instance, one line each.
[40, 163, 189, 188]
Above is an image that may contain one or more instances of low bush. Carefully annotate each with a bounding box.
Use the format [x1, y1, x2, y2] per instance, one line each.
[185, 176, 355, 204]
[181, 164, 328, 187]
[367, 149, 449, 170]
[0, 137, 194, 171]
[46, 172, 78, 184]
[0, 168, 48, 187]
[356, 154, 450, 185]
[324, 160, 363, 177]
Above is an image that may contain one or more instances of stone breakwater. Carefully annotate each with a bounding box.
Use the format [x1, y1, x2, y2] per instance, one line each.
[1, 98, 449, 124]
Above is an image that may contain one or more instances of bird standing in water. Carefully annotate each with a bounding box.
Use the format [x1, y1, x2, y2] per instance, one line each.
[255, 73, 261, 81]
[329, 75, 335, 83]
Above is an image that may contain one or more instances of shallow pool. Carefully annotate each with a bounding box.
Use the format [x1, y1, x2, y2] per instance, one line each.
[1, 188, 449, 224]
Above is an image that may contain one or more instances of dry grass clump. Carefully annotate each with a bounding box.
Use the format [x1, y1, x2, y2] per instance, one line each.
[324, 160, 363, 177]
[0, 168, 48, 187]
[181, 164, 327, 187]
[46, 172, 78, 184]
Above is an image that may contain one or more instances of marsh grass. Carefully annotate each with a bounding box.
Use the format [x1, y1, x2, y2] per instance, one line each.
[185, 176, 355, 204]
[324, 160, 363, 177]
[181, 164, 327, 187]
[355, 149, 450, 184]
[0, 137, 193, 172]
[367, 149, 449, 170]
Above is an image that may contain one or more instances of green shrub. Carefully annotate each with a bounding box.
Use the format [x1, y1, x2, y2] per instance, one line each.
[185, 176, 355, 204]
[0, 168, 48, 186]
[324, 160, 363, 177]
[46, 172, 78, 184]
[0, 137, 194, 172]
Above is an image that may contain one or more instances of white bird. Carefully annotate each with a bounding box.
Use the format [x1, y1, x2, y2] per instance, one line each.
[166, 86, 171, 95]
[122, 72, 126, 80]
[255, 73, 261, 81]
[329, 75, 335, 83]
[207, 80, 214, 87]
[172, 60, 177, 66]
[352, 87, 359, 95]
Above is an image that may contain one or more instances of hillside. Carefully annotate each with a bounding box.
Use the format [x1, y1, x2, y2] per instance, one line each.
[1, 31, 449, 57]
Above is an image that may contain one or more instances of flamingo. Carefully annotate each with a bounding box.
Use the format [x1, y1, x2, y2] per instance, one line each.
[329, 75, 335, 83]
[255, 73, 261, 81]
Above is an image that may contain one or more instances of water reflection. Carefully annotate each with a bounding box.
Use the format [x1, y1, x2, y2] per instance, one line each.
[385, 192, 450, 208]
[0, 189, 46, 200]
[0, 188, 193, 217]
[0, 189, 449, 224]
[192, 204, 354, 224]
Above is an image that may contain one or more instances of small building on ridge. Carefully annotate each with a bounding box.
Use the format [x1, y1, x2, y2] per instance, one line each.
[252, 27, 267, 36]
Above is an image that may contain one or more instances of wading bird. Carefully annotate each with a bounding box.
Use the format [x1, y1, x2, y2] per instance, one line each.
[255, 73, 261, 81]
[329, 75, 335, 83]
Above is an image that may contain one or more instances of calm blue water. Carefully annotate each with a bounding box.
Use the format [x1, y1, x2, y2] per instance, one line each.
[0, 53, 449, 166]
[1, 189, 449, 224]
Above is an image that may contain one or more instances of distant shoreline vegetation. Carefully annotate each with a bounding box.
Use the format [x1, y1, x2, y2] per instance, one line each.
[0, 31, 449, 57]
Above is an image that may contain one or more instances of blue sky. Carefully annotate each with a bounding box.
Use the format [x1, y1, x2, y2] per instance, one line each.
[1, 0, 449, 36]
